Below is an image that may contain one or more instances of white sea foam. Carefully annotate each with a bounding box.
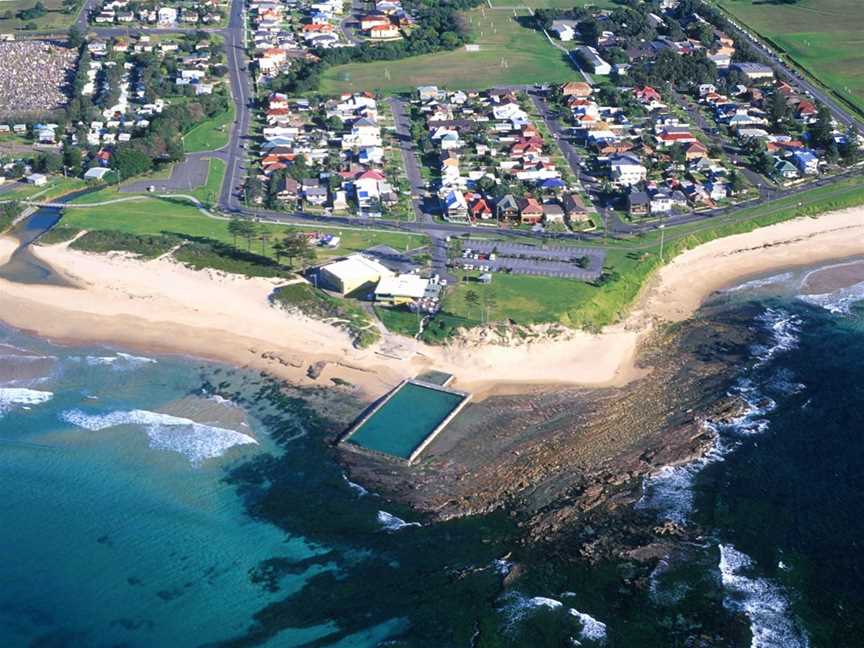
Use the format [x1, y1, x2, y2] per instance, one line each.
[81, 353, 157, 370]
[501, 592, 606, 641]
[568, 608, 607, 642]
[343, 473, 368, 496]
[718, 544, 809, 648]
[798, 280, 864, 315]
[376, 510, 421, 532]
[751, 308, 801, 368]
[724, 272, 794, 293]
[208, 394, 239, 408]
[0, 387, 54, 415]
[494, 559, 514, 576]
[500, 592, 563, 628]
[59, 408, 257, 464]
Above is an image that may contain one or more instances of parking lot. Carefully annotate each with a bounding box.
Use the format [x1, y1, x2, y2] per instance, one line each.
[458, 241, 606, 281]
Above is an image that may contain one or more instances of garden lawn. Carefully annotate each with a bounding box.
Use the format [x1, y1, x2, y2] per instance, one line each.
[717, 0, 864, 116]
[319, 6, 579, 94]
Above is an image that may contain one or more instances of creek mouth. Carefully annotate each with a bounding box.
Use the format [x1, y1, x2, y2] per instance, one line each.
[0, 189, 92, 286]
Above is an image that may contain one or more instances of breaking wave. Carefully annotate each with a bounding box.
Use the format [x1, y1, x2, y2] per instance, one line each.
[568, 608, 607, 642]
[59, 408, 257, 464]
[798, 280, 864, 315]
[0, 387, 54, 415]
[719, 544, 809, 648]
[637, 308, 799, 524]
[500, 592, 607, 642]
[78, 353, 158, 370]
[724, 272, 794, 293]
[376, 510, 421, 532]
[343, 473, 368, 496]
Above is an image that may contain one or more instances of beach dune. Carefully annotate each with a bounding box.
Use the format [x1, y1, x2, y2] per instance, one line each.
[1, 205, 863, 399]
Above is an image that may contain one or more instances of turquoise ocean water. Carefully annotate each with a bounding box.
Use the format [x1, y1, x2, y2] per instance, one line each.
[3, 257, 864, 646]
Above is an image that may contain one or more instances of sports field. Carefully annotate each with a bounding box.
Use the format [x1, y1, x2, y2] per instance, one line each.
[717, 0, 864, 115]
[319, 5, 579, 94]
[0, 0, 82, 32]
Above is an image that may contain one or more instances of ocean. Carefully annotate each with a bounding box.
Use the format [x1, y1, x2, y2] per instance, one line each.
[2, 257, 864, 647]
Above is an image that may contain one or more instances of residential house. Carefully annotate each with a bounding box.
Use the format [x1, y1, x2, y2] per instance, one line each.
[561, 81, 592, 98]
[518, 197, 544, 224]
[792, 149, 819, 175]
[609, 153, 647, 186]
[563, 193, 589, 222]
[495, 194, 519, 221]
[575, 46, 611, 75]
[550, 20, 577, 42]
[628, 191, 649, 216]
[543, 203, 565, 224]
[444, 189, 469, 222]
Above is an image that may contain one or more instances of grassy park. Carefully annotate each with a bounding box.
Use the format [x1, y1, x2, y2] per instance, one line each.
[182, 103, 235, 153]
[57, 189, 428, 265]
[716, 0, 864, 115]
[188, 158, 227, 207]
[319, 5, 577, 94]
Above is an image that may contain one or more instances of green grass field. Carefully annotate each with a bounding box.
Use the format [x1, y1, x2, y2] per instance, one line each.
[319, 5, 579, 94]
[1, 176, 85, 201]
[182, 103, 235, 153]
[61, 191, 428, 262]
[188, 158, 226, 207]
[0, 0, 83, 32]
[716, 0, 864, 115]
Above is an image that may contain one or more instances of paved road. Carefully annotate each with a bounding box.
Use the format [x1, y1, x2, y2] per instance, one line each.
[388, 96, 430, 223]
[219, 0, 253, 211]
[339, 0, 365, 47]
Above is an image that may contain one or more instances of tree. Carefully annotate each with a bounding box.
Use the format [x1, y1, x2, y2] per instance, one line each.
[67, 25, 83, 49]
[258, 230, 271, 256]
[578, 18, 600, 47]
[728, 170, 747, 194]
[63, 145, 82, 176]
[227, 217, 246, 248]
[768, 91, 789, 127]
[464, 290, 480, 321]
[240, 220, 258, 251]
[808, 105, 833, 149]
[279, 231, 315, 268]
[113, 147, 152, 179]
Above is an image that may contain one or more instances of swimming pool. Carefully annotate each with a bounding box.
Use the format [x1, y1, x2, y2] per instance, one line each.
[344, 381, 469, 462]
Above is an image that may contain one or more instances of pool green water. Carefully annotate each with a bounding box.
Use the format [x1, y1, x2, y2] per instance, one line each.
[347, 382, 466, 459]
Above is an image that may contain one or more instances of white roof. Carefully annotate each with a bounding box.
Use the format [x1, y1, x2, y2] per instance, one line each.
[323, 254, 392, 282]
[84, 167, 111, 180]
[375, 274, 429, 299]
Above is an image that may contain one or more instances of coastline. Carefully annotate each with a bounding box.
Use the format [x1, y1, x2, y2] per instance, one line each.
[0, 204, 863, 401]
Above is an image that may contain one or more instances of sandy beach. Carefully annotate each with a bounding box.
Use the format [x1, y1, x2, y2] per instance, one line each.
[1, 205, 863, 399]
